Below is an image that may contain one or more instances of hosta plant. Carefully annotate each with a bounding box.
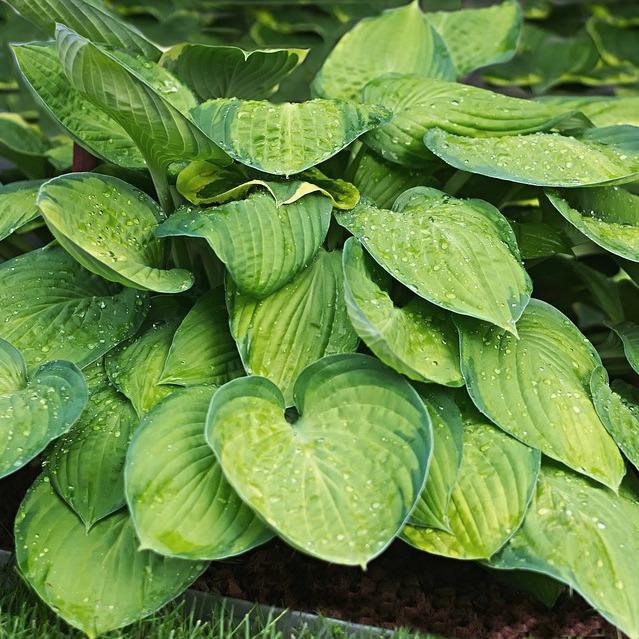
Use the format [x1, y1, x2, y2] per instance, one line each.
[1, 0, 639, 637]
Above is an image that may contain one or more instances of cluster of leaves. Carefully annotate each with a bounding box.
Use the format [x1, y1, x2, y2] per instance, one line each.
[0, 0, 639, 638]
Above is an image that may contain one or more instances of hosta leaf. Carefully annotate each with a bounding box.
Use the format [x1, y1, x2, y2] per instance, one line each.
[0, 339, 87, 478]
[591, 367, 639, 473]
[403, 398, 540, 560]
[362, 74, 585, 167]
[409, 386, 464, 531]
[228, 250, 357, 404]
[612, 322, 639, 374]
[105, 321, 177, 418]
[426, 0, 522, 77]
[0, 112, 47, 177]
[539, 96, 639, 128]
[588, 19, 639, 69]
[425, 129, 639, 187]
[126, 386, 272, 560]
[37, 173, 194, 293]
[191, 98, 390, 176]
[15, 477, 206, 638]
[0, 246, 148, 371]
[312, 0, 455, 101]
[161, 44, 307, 100]
[459, 299, 625, 490]
[490, 465, 639, 639]
[5, 0, 160, 60]
[159, 290, 244, 387]
[510, 221, 572, 260]
[11, 42, 143, 169]
[47, 361, 137, 528]
[546, 187, 639, 261]
[342, 238, 462, 386]
[336, 187, 531, 334]
[0, 179, 42, 241]
[206, 354, 432, 567]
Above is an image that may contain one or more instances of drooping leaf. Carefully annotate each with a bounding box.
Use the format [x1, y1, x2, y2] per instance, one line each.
[459, 299, 625, 490]
[546, 186, 639, 262]
[311, 1, 455, 101]
[0, 246, 148, 371]
[612, 322, 639, 374]
[490, 464, 639, 639]
[488, 569, 564, 609]
[0, 179, 42, 241]
[161, 43, 308, 100]
[336, 187, 531, 334]
[403, 397, 540, 560]
[426, 0, 522, 77]
[126, 385, 272, 560]
[0, 112, 48, 177]
[0, 339, 87, 479]
[409, 386, 464, 531]
[11, 42, 144, 169]
[425, 129, 639, 187]
[37, 173, 194, 293]
[156, 189, 331, 297]
[227, 249, 358, 404]
[342, 238, 462, 386]
[159, 290, 244, 387]
[206, 353, 432, 567]
[15, 477, 206, 638]
[46, 360, 137, 528]
[191, 98, 390, 176]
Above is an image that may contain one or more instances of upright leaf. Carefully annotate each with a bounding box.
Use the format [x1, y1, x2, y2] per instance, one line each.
[0, 179, 42, 241]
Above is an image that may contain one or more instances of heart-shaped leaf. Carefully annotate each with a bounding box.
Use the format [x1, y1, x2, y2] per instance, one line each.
[206, 353, 432, 567]
[38, 173, 194, 293]
[425, 129, 639, 187]
[336, 187, 531, 334]
[159, 290, 244, 387]
[490, 464, 639, 639]
[403, 395, 540, 560]
[0, 339, 87, 478]
[227, 249, 358, 404]
[0, 246, 148, 371]
[191, 98, 390, 176]
[0, 179, 42, 241]
[126, 385, 272, 560]
[613, 322, 639, 374]
[459, 299, 625, 490]
[161, 44, 307, 100]
[46, 360, 137, 528]
[312, 0, 455, 100]
[546, 187, 639, 261]
[157, 189, 331, 297]
[342, 238, 463, 386]
[15, 477, 206, 638]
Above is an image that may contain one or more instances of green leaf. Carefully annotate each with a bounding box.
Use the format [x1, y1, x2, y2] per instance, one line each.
[336, 187, 531, 334]
[0, 112, 48, 177]
[409, 386, 463, 531]
[0, 246, 148, 371]
[588, 19, 639, 69]
[46, 360, 137, 528]
[490, 464, 639, 639]
[0, 179, 42, 242]
[425, 129, 639, 188]
[159, 290, 244, 387]
[591, 367, 639, 473]
[612, 322, 639, 374]
[342, 238, 462, 386]
[15, 477, 206, 638]
[161, 44, 307, 100]
[546, 187, 639, 262]
[227, 249, 358, 405]
[510, 220, 572, 260]
[487, 569, 564, 609]
[362, 74, 585, 167]
[191, 98, 390, 177]
[0, 339, 87, 479]
[459, 299, 625, 490]
[402, 397, 540, 560]
[539, 96, 639, 128]
[12, 42, 144, 169]
[426, 0, 522, 77]
[37, 173, 194, 293]
[157, 190, 331, 297]
[105, 321, 177, 418]
[206, 353, 432, 567]
[312, 1, 455, 101]
[126, 385, 272, 560]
